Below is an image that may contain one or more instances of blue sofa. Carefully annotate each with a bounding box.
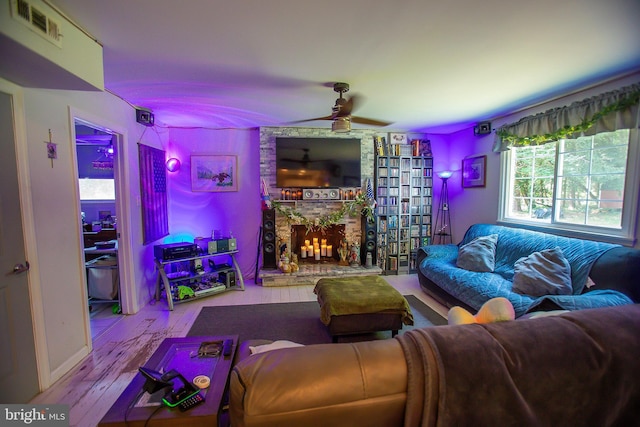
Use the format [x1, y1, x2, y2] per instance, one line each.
[417, 223, 639, 317]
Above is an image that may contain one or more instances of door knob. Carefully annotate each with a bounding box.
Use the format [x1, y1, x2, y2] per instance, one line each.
[7, 261, 30, 275]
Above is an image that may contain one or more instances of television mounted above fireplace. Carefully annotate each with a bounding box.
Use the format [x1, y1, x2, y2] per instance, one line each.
[275, 137, 361, 188]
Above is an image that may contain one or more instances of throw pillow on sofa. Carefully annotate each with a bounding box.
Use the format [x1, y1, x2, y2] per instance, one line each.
[512, 247, 572, 297]
[456, 234, 499, 272]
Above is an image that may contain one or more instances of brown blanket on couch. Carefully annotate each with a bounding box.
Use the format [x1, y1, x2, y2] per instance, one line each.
[396, 304, 640, 427]
[314, 276, 414, 326]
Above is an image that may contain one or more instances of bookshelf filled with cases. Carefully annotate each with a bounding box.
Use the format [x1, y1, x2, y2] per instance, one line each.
[375, 154, 433, 274]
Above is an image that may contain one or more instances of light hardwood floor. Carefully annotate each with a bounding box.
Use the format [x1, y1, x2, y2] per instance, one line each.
[30, 274, 447, 427]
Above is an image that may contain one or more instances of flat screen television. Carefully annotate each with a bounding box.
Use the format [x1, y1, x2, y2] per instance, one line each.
[275, 137, 361, 188]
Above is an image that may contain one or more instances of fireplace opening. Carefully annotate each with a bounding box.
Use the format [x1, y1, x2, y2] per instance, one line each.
[291, 224, 345, 264]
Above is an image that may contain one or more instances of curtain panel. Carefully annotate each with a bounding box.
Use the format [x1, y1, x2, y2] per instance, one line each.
[493, 83, 640, 152]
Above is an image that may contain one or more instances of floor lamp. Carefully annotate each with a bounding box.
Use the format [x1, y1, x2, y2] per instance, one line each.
[433, 171, 452, 244]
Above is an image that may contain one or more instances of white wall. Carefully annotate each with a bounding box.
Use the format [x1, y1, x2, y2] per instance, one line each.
[448, 72, 640, 247]
[163, 127, 261, 282]
[16, 83, 161, 386]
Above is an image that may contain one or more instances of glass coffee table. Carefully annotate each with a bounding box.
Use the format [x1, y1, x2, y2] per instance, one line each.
[99, 335, 238, 427]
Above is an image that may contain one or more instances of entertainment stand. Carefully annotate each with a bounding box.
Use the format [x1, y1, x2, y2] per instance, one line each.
[155, 250, 245, 310]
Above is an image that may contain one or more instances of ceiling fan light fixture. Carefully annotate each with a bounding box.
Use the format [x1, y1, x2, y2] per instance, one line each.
[332, 117, 351, 133]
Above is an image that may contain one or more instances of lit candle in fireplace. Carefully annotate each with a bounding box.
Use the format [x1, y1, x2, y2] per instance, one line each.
[314, 248, 320, 260]
[307, 246, 314, 258]
[300, 245, 307, 258]
[321, 244, 326, 257]
[327, 245, 332, 257]
[321, 238, 327, 246]
[305, 240, 310, 247]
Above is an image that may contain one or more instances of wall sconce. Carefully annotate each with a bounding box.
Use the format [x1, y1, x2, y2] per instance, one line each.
[166, 157, 181, 172]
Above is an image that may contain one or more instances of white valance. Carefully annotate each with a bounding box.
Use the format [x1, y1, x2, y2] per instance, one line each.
[493, 82, 640, 152]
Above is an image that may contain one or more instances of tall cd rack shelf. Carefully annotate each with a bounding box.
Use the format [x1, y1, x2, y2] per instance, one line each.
[375, 154, 433, 274]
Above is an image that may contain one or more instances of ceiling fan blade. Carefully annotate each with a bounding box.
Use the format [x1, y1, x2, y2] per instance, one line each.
[289, 84, 390, 127]
[287, 115, 334, 124]
[334, 94, 360, 118]
[351, 116, 393, 126]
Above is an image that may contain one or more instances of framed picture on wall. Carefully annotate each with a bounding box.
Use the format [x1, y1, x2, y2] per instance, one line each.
[191, 155, 238, 192]
[462, 155, 486, 188]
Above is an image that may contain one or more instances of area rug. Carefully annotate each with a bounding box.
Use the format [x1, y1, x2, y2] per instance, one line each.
[186, 295, 447, 344]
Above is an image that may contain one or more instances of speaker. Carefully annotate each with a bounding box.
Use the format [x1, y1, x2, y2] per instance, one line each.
[361, 215, 377, 267]
[474, 121, 491, 135]
[262, 209, 277, 269]
[136, 108, 155, 127]
[302, 188, 340, 200]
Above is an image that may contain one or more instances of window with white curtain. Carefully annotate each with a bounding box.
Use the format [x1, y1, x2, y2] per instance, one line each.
[499, 128, 638, 242]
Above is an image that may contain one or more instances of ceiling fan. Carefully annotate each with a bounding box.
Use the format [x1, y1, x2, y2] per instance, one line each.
[291, 82, 392, 132]
[280, 148, 321, 167]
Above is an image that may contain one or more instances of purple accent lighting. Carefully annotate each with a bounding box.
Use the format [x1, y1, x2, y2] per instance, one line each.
[166, 157, 181, 172]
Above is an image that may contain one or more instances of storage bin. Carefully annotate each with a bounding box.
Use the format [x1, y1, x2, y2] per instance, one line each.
[86, 256, 119, 300]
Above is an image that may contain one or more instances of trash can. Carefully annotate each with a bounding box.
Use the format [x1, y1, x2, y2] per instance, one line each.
[86, 255, 119, 300]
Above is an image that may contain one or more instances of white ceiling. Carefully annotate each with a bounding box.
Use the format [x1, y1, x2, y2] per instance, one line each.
[49, 0, 640, 134]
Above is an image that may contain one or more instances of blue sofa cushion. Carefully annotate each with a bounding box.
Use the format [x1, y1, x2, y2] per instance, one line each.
[512, 247, 572, 297]
[456, 234, 498, 272]
[419, 244, 536, 316]
[529, 290, 633, 313]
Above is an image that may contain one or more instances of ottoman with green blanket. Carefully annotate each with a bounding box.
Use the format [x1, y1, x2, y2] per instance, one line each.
[314, 276, 414, 341]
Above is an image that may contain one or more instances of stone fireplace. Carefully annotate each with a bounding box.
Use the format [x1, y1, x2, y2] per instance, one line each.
[260, 126, 378, 259]
[258, 127, 382, 286]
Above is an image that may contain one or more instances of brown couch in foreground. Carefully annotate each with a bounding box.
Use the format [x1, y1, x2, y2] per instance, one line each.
[229, 304, 640, 427]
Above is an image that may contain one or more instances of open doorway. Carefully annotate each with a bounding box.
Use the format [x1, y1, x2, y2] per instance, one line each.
[74, 119, 123, 340]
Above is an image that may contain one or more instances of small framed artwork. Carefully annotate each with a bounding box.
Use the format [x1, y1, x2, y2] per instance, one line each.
[191, 155, 238, 192]
[46, 142, 57, 159]
[389, 133, 407, 145]
[419, 139, 432, 157]
[462, 155, 486, 188]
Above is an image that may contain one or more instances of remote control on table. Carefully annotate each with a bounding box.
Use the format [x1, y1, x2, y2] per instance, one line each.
[222, 339, 233, 358]
[178, 392, 205, 412]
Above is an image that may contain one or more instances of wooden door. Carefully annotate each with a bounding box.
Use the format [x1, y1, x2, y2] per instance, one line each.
[0, 90, 39, 402]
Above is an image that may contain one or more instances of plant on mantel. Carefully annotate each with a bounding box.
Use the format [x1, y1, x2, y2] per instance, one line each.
[271, 193, 375, 233]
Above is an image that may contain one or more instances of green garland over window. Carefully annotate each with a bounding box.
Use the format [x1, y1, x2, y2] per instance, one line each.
[271, 193, 375, 232]
[496, 88, 640, 147]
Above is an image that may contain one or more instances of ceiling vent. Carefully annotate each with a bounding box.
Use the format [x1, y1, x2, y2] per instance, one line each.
[10, 0, 63, 48]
